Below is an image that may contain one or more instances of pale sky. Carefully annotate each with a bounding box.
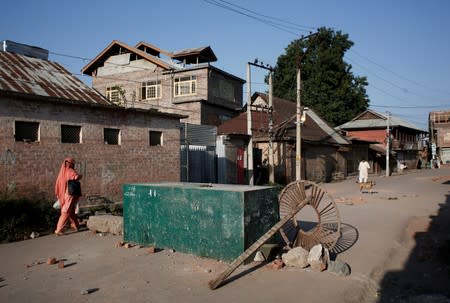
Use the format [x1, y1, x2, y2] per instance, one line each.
[2, 0, 450, 130]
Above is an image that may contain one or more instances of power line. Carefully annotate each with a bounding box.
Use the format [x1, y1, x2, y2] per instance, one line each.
[370, 103, 450, 109]
[350, 48, 450, 97]
[204, 0, 448, 109]
[347, 56, 427, 99]
[209, 0, 316, 32]
[203, 0, 313, 36]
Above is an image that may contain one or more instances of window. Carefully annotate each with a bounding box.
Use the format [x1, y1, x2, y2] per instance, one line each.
[174, 75, 196, 97]
[104, 128, 120, 145]
[149, 131, 162, 146]
[15, 121, 39, 142]
[61, 125, 81, 143]
[106, 86, 122, 103]
[141, 80, 162, 100]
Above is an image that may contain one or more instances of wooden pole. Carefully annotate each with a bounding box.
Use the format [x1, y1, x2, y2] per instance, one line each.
[208, 195, 310, 290]
[247, 63, 254, 185]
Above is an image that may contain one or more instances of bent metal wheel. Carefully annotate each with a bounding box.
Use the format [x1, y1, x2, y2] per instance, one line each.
[279, 180, 341, 251]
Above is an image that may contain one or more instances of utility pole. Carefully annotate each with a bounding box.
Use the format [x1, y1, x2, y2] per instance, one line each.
[268, 71, 274, 184]
[386, 112, 390, 177]
[248, 60, 274, 183]
[296, 65, 301, 181]
[295, 31, 318, 181]
[246, 63, 254, 185]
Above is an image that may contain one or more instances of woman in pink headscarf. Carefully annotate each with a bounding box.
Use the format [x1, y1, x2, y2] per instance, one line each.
[54, 157, 82, 235]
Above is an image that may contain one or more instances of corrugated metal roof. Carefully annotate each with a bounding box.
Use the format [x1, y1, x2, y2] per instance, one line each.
[171, 46, 217, 63]
[81, 40, 177, 76]
[0, 51, 113, 105]
[338, 109, 427, 132]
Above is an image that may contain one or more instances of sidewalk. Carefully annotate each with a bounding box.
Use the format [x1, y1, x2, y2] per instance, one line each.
[1, 168, 449, 303]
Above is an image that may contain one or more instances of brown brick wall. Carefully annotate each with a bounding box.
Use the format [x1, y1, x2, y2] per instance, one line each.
[0, 96, 181, 203]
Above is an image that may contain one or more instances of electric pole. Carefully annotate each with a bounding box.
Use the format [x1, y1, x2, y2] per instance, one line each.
[268, 71, 274, 184]
[246, 63, 254, 185]
[248, 60, 274, 183]
[296, 31, 318, 181]
[386, 112, 390, 177]
[296, 65, 301, 181]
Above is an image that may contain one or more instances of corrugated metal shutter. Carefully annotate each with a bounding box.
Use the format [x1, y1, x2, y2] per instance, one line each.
[180, 123, 217, 146]
[180, 123, 217, 183]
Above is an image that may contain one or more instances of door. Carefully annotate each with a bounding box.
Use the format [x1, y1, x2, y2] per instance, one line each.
[236, 148, 245, 184]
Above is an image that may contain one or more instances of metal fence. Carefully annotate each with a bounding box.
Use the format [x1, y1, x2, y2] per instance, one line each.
[180, 123, 217, 183]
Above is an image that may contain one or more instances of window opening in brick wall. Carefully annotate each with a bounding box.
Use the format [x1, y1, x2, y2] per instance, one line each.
[141, 80, 162, 100]
[104, 128, 120, 145]
[174, 75, 196, 97]
[61, 125, 81, 143]
[15, 121, 39, 142]
[149, 131, 162, 146]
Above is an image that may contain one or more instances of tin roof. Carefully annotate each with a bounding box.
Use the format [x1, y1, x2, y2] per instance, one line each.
[81, 40, 176, 76]
[0, 51, 113, 106]
[338, 109, 427, 132]
[171, 46, 217, 64]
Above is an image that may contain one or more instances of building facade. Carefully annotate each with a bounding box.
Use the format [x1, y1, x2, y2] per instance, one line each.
[217, 93, 350, 184]
[82, 40, 245, 126]
[429, 110, 450, 164]
[0, 44, 184, 202]
[338, 109, 427, 173]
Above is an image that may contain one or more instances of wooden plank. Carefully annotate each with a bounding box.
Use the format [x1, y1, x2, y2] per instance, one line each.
[208, 196, 310, 290]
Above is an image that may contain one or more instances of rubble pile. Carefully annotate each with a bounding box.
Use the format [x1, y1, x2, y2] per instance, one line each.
[265, 243, 351, 277]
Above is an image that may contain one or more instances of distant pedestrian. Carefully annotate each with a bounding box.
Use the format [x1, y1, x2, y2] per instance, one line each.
[54, 157, 82, 236]
[358, 159, 370, 183]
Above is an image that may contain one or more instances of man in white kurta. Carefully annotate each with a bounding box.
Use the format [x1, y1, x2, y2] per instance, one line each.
[358, 159, 370, 183]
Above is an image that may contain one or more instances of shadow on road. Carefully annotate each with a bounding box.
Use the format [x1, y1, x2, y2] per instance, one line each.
[376, 186, 450, 302]
[330, 223, 359, 255]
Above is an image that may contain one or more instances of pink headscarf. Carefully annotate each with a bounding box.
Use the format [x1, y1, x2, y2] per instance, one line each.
[55, 157, 78, 201]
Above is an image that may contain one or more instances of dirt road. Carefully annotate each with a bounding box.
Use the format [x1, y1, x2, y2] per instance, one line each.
[1, 168, 449, 303]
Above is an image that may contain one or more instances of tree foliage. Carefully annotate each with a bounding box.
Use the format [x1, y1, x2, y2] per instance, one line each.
[271, 27, 369, 126]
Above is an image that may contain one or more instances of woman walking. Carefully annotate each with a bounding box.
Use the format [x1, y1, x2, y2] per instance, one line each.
[54, 157, 82, 235]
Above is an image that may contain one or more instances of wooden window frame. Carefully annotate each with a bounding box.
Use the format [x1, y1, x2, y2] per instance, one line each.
[106, 86, 121, 103]
[174, 75, 196, 97]
[141, 80, 162, 100]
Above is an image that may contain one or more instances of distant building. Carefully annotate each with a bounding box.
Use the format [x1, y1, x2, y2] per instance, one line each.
[338, 109, 427, 173]
[0, 41, 185, 202]
[429, 110, 450, 163]
[217, 92, 350, 184]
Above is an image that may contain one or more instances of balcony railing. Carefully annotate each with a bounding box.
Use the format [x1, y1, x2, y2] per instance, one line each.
[391, 139, 421, 151]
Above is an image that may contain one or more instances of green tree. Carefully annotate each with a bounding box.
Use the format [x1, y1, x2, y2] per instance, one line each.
[272, 27, 369, 126]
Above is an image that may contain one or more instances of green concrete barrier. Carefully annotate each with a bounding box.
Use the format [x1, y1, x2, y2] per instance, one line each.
[123, 183, 280, 261]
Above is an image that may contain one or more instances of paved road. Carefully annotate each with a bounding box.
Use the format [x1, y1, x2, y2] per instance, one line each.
[1, 168, 449, 303]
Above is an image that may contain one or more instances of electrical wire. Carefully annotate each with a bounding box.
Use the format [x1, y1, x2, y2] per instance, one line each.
[202, 0, 313, 36]
[202, 0, 450, 119]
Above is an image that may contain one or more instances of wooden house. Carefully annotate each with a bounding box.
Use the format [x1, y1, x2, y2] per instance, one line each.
[81, 40, 245, 126]
[217, 92, 350, 184]
[338, 109, 427, 173]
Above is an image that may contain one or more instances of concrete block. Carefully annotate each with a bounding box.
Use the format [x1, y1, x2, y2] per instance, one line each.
[87, 215, 123, 235]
